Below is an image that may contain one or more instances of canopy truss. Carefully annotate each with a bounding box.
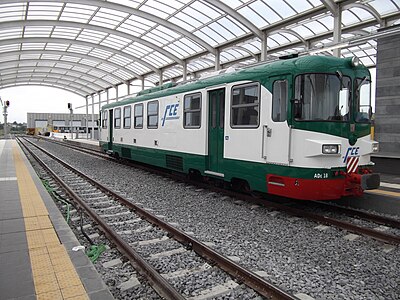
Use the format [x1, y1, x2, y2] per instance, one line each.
[0, 0, 399, 100]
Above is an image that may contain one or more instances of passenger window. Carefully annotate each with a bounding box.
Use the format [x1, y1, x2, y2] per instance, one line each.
[114, 108, 121, 129]
[231, 83, 259, 127]
[134, 104, 143, 129]
[102, 110, 108, 129]
[272, 80, 288, 122]
[147, 101, 159, 129]
[184, 93, 201, 128]
[123, 106, 131, 129]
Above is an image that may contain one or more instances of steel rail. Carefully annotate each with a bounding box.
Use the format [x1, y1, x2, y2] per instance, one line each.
[306, 201, 400, 229]
[20, 136, 298, 300]
[17, 137, 186, 300]
[196, 183, 400, 245]
[28, 135, 400, 245]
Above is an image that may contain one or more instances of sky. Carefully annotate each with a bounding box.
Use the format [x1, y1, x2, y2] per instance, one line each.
[0, 86, 87, 124]
[0, 68, 376, 124]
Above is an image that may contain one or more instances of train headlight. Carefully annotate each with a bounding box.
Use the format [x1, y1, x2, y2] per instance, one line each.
[322, 144, 340, 154]
[351, 57, 360, 67]
[372, 143, 379, 153]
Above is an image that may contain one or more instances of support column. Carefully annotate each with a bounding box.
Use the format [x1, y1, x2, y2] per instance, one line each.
[260, 33, 268, 61]
[159, 70, 163, 86]
[141, 78, 145, 90]
[215, 49, 221, 71]
[91, 94, 95, 140]
[182, 61, 187, 82]
[106, 88, 110, 104]
[332, 6, 342, 57]
[115, 86, 119, 102]
[127, 81, 131, 95]
[85, 96, 89, 140]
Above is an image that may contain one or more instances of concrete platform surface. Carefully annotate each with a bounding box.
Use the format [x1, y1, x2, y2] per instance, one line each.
[0, 140, 113, 300]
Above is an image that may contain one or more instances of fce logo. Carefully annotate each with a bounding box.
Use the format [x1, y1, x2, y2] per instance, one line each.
[162, 103, 179, 126]
[343, 146, 359, 163]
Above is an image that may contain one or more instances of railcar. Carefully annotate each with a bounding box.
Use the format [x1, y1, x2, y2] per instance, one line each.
[99, 55, 380, 200]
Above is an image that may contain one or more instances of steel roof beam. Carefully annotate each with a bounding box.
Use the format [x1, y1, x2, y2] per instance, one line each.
[0, 20, 184, 65]
[202, 0, 264, 40]
[0, 77, 95, 95]
[320, 0, 338, 15]
[0, 67, 105, 91]
[343, 3, 384, 27]
[0, 37, 157, 75]
[0, 0, 216, 55]
[2, 72, 103, 92]
[0, 59, 119, 86]
[0, 82, 86, 97]
[0, 49, 135, 80]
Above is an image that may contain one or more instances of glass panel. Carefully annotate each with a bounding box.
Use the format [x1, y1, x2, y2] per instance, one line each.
[114, 108, 121, 128]
[355, 78, 372, 123]
[147, 101, 158, 128]
[184, 112, 201, 127]
[232, 106, 259, 126]
[272, 80, 288, 122]
[294, 74, 351, 122]
[231, 83, 259, 127]
[232, 84, 258, 106]
[135, 104, 143, 116]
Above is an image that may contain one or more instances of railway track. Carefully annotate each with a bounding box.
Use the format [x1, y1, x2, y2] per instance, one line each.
[26, 135, 400, 246]
[18, 136, 297, 300]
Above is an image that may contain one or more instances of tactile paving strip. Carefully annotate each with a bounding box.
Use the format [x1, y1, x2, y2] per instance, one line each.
[13, 144, 88, 300]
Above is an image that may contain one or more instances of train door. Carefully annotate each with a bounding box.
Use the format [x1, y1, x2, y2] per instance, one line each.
[263, 76, 292, 165]
[206, 88, 225, 177]
[108, 109, 113, 150]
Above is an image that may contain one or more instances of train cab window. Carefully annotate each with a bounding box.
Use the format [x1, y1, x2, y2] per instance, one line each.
[114, 108, 121, 129]
[272, 80, 288, 122]
[102, 110, 108, 129]
[147, 101, 159, 129]
[134, 104, 143, 129]
[231, 83, 259, 127]
[184, 93, 201, 128]
[123, 106, 131, 128]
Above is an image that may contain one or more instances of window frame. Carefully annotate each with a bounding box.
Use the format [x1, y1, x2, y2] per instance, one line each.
[134, 103, 144, 129]
[230, 82, 260, 129]
[183, 92, 202, 129]
[123, 105, 131, 129]
[147, 100, 159, 129]
[102, 110, 108, 129]
[114, 107, 121, 129]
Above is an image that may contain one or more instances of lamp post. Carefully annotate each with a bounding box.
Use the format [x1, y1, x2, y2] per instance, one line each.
[1, 98, 10, 139]
[68, 103, 73, 139]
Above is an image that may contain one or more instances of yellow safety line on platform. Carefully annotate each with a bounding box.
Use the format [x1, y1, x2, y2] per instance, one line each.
[366, 189, 400, 198]
[12, 142, 88, 300]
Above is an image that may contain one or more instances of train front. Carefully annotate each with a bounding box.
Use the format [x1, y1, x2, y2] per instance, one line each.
[271, 56, 380, 200]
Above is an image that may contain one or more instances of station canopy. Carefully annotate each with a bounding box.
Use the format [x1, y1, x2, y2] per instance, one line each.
[0, 0, 399, 98]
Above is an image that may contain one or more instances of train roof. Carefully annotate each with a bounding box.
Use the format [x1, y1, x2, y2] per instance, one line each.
[102, 55, 368, 110]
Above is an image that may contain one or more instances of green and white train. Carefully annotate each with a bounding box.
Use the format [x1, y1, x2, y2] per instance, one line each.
[100, 55, 380, 200]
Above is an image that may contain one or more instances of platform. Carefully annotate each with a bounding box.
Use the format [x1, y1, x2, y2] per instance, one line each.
[0, 140, 113, 300]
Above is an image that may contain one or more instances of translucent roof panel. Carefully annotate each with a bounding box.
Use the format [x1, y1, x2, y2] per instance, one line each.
[0, 0, 398, 97]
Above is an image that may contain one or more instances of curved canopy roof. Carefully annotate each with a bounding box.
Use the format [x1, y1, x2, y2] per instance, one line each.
[0, 0, 399, 98]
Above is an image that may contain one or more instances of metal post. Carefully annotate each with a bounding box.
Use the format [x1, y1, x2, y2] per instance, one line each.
[260, 33, 268, 61]
[215, 49, 221, 71]
[159, 70, 163, 86]
[182, 61, 187, 82]
[127, 81, 131, 95]
[3, 105, 8, 139]
[115, 86, 119, 102]
[85, 96, 89, 140]
[69, 107, 73, 139]
[141, 78, 145, 91]
[106, 88, 110, 104]
[333, 6, 342, 57]
[91, 94, 95, 140]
